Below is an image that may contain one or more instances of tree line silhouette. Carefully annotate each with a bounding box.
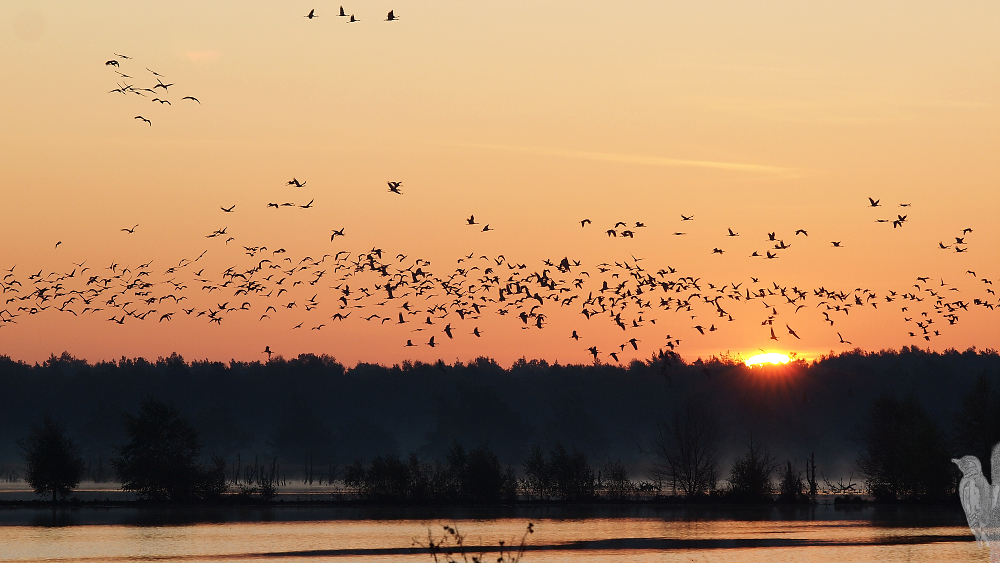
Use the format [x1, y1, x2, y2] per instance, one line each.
[4, 346, 1000, 503]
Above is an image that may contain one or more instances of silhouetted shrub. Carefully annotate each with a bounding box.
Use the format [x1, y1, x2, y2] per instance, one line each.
[778, 461, 804, 502]
[598, 458, 634, 500]
[727, 435, 776, 502]
[344, 443, 515, 503]
[522, 445, 552, 500]
[648, 398, 720, 497]
[521, 443, 593, 501]
[19, 415, 84, 502]
[112, 397, 228, 500]
[858, 394, 953, 501]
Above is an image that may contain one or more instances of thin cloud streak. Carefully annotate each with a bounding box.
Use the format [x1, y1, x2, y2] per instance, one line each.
[460, 142, 805, 176]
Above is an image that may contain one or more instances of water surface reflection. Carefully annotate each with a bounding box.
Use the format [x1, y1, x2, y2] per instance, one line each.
[0, 504, 982, 563]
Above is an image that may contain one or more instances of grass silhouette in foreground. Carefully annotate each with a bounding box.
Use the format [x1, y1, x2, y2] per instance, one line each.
[416, 522, 534, 563]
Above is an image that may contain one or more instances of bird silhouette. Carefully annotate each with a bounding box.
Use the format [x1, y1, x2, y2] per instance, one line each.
[868, 197, 880, 207]
[386, 10, 398, 21]
[305, 9, 318, 19]
[182, 96, 201, 104]
[134, 116, 151, 126]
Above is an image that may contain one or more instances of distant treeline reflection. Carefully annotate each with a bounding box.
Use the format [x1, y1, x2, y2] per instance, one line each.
[1, 346, 998, 502]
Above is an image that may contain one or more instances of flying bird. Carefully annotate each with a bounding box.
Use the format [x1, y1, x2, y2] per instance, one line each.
[134, 116, 151, 126]
[868, 197, 880, 207]
[182, 96, 201, 104]
[121, 225, 138, 234]
[304, 9, 318, 19]
[386, 10, 398, 21]
[387, 181, 403, 194]
[221, 205, 236, 213]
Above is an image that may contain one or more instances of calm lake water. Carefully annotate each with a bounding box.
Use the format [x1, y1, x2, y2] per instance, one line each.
[0, 504, 985, 563]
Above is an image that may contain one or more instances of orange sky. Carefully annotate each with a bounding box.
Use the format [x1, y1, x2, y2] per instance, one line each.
[1, 1, 997, 366]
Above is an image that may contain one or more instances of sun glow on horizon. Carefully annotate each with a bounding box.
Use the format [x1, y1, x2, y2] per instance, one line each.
[745, 353, 791, 367]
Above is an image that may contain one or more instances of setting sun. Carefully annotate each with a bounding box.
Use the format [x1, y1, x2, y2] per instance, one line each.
[745, 353, 791, 367]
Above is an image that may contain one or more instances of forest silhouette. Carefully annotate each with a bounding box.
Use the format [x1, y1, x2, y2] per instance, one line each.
[1, 347, 998, 502]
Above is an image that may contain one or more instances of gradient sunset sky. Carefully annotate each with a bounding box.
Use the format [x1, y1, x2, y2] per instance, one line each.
[1, 1, 997, 366]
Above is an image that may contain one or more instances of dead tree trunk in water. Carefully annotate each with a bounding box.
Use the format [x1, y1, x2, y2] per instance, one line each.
[806, 452, 818, 497]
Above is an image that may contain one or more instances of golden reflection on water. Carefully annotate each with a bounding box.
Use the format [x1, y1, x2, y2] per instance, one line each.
[0, 517, 983, 563]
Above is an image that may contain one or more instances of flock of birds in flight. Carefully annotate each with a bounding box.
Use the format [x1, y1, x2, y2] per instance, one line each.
[105, 54, 200, 126]
[6, 14, 996, 364]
